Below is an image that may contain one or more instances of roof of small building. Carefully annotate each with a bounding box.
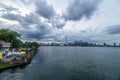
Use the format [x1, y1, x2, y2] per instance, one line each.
[2, 43, 11, 47]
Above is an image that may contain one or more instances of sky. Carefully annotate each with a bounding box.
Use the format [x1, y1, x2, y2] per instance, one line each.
[0, 0, 120, 44]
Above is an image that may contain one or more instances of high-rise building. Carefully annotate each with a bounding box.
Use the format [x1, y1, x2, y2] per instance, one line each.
[65, 35, 68, 44]
[113, 43, 116, 47]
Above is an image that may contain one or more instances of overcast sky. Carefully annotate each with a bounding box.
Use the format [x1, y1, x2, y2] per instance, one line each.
[0, 0, 120, 43]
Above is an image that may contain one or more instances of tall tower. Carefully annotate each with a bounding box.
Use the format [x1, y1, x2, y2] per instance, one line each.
[65, 35, 68, 44]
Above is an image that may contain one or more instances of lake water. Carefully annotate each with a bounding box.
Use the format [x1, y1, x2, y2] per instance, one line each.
[1, 47, 120, 80]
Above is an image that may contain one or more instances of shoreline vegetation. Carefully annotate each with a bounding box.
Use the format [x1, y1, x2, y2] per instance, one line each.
[0, 29, 39, 71]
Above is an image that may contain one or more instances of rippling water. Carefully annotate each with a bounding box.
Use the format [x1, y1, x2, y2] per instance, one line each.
[1, 47, 120, 80]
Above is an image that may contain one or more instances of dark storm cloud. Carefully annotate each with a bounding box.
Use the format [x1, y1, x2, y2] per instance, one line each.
[22, 0, 65, 29]
[54, 22, 65, 29]
[21, 26, 51, 40]
[3, 13, 44, 28]
[0, 0, 66, 40]
[50, 16, 66, 29]
[2, 12, 51, 39]
[2, 13, 21, 21]
[35, 0, 55, 19]
[63, 0, 101, 21]
[106, 24, 120, 34]
[0, 3, 18, 12]
[20, 0, 32, 5]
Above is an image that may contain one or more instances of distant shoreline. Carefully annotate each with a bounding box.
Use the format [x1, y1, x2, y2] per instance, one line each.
[39, 46, 120, 48]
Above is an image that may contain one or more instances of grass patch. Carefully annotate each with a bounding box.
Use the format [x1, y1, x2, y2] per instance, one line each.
[0, 63, 11, 69]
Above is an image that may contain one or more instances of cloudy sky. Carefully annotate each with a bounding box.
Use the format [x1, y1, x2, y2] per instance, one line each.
[0, 0, 120, 43]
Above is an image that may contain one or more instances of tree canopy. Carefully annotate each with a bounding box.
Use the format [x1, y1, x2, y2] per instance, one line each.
[0, 29, 20, 42]
[0, 29, 21, 48]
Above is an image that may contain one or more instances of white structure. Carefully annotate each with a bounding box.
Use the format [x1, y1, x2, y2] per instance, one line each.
[2, 43, 11, 48]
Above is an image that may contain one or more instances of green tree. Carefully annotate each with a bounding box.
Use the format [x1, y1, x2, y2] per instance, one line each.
[23, 42, 39, 49]
[12, 39, 23, 48]
[0, 29, 22, 48]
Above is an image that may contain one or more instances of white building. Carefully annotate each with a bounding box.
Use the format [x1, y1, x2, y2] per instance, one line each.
[2, 43, 11, 49]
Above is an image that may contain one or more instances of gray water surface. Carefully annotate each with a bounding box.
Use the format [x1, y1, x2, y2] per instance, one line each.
[1, 47, 120, 80]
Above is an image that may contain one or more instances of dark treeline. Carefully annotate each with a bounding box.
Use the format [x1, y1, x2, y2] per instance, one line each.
[23, 42, 39, 49]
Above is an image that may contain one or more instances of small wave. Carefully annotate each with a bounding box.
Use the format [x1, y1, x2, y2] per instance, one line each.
[0, 72, 24, 80]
